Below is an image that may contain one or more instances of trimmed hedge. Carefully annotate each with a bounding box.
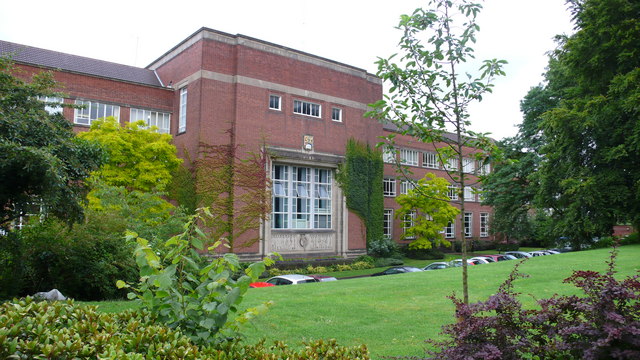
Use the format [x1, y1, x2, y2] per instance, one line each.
[0, 297, 370, 360]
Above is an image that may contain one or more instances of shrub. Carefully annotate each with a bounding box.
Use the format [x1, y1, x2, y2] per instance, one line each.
[335, 264, 353, 272]
[118, 210, 275, 346]
[0, 297, 370, 359]
[368, 238, 401, 258]
[621, 232, 639, 245]
[355, 254, 375, 264]
[425, 248, 640, 360]
[374, 258, 404, 267]
[401, 245, 445, 260]
[351, 261, 374, 270]
[590, 236, 616, 249]
[494, 242, 520, 252]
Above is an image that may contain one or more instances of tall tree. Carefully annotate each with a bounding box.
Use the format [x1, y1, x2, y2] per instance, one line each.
[535, 0, 640, 248]
[0, 58, 103, 229]
[368, 0, 506, 304]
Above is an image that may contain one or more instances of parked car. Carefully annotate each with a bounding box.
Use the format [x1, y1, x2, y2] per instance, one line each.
[449, 259, 476, 267]
[249, 282, 276, 288]
[308, 275, 338, 282]
[423, 262, 450, 271]
[545, 249, 561, 254]
[505, 251, 532, 259]
[529, 250, 551, 257]
[483, 254, 516, 262]
[469, 257, 491, 264]
[371, 266, 423, 276]
[265, 274, 319, 285]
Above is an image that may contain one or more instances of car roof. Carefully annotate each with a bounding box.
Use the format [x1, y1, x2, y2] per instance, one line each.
[272, 274, 314, 281]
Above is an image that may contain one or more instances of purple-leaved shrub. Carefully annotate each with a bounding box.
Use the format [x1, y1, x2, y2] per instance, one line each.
[424, 248, 640, 360]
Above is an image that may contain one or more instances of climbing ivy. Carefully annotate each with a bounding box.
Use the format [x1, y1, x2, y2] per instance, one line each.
[336, 138, 384, 247]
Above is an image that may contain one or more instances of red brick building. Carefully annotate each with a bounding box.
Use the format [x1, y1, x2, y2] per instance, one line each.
[1, 27, 494, 259]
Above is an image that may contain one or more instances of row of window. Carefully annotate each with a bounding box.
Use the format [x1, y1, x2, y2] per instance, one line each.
[383, 178, 484, 202]
[39, 97, 172, 134]
[269, 95, 343, 122]
[384, 147, 491, 175]
[383, 210, 489, 240]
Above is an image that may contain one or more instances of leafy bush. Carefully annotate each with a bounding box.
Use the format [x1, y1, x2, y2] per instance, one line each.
[494, 242, 520, 252]
[425, 249, 640, 359]
[621, 232, 639, 245]
[335, 264, 353, 272]
[118, 210, 275, 346]
[0, 297, 370, 359]
[374, 258, 404, 267]
[401, 245, 445, 260]
[590, 236, 616, 249]
[368, 238, 401, 258]
[351, 261, 374, 270]
[355, 254, 375, 264]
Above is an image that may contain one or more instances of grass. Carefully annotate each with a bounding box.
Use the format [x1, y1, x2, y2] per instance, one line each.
[86, 245, 640, 359]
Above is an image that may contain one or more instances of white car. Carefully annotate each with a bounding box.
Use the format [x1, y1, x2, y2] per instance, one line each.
[529, 250, 552, 257]
[266, 274, 319, 286]
[469, 257, 491, 264]
[423, 262, 450, 270]
[505, 251, 532, 259]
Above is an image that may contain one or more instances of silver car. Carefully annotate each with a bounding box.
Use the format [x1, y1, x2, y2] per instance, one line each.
[266, 274, 319, 286]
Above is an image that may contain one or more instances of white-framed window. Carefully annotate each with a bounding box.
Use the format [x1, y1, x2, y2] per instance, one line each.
[293, 99, 321, 118]
[272, 164, 332, 229]
[382, 146, 396, 163]
[445, 221, 455, 238]
[331, 107, 342, 122]
[74, 100, 120, 125]
[400, 180, 415, 195]
[403, 210, 416, 239]
[463, 158, 475, 173]
[269, 95, 281, 110]
[448, 185, 459, 200]
[480, 212, 489, 237]
[479, 162, 491, 175]
[38, 96, 63, 115]
[383, 209, 393, 239]
[423, 152, 438, 169]
[464, 186, 475, 202]
[400, 149, 419, 166]
[464, 212, 473, 238]
[179, 87, 187, 133]
[130, 108, 171, 134]
[383, 178, 396, 197]
[445, 157, 459, 171]
[477, 187, 485, 202]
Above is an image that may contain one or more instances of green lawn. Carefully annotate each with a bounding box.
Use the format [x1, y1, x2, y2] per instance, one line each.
[87, 245, 640, 359]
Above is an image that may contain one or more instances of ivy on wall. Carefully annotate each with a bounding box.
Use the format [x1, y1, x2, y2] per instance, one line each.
[336, 138, 384, 247]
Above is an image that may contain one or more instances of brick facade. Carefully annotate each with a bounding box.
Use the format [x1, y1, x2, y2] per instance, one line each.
[3, 27, 494, 259]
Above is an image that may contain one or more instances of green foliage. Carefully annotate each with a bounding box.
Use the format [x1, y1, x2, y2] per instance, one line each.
[367, 237, 401, 259]
[0, 57, 104, 228]
[494, 243, 520, 252]
[2, 216, 138, 301]
[621, 232, 639, 245]
[0, 298, 370, 359]
[396, 174, 459, 249]
[119, 209, 275, 345]
[78, 117, 182, 193]
[373, 258, 404, 267]
[336, 138, 384, 246]
[533, 0, 640, 246]
[0, 231, 23, 298]
[167, 160, 198, 214]
[401, 245, 445, 260]
[354, 254, 376, 265]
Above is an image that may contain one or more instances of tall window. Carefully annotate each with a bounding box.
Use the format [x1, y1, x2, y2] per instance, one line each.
[38, 96, 63, 114]
[463, 158, 475, 173]
[400, 180, 415, 195]
[445, 221, 455, 238]
[464, 186, 475, 202]
[272, 164, 332, 229]
[423, 152, 438, 168]
[464, 212, 473, 238]
[331, 107, 342, 122]
[130, 108, 171, 134]
[400, 149, 419, 166]
[383, 178, 396, 197]
[293, 99, 321, 117]
[479, 162, 491, 175]
[445, 157, 459, 171]
[480, 212, 489, 237]
[383, 146, 395, 163]
[74, 100, 120, 125]
[383, 209, 393, 239]
[179, 87, 187, 133]
[448, 184, 459, 200]
[403, 210, 416, 239]
[269, 95, 281, 110]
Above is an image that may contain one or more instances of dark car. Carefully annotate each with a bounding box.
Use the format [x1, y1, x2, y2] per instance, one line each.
[371, 266, 423, 276]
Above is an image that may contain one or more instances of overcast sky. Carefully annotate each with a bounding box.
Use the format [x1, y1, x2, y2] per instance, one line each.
[0, 0, 574, 140]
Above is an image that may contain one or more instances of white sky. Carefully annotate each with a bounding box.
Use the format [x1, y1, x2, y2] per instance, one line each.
[0, 0, 574, 140]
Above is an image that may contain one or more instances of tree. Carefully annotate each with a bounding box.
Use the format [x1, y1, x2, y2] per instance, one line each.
[534, 0, 640, 248]
[0, 58, 103, 229]
[396, 173, 459, 249]
[78, 117, 182, 193]
[367, 0, 506, 304]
